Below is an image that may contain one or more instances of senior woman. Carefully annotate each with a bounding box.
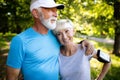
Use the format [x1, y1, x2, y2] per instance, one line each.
[53, 19, 111, 80]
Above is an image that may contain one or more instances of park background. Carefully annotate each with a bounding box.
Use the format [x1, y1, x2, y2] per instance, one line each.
[0, 0, 120, 80]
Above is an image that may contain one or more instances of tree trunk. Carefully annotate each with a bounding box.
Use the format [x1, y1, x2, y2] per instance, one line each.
[113, 1, 120, 56]
[113, 22, 120, 56]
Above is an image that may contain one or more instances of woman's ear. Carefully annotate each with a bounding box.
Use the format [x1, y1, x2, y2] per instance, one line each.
[31, 9, 39, 18]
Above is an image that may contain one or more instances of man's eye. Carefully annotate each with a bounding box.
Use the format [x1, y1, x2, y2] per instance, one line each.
[57, 33, 60, 36]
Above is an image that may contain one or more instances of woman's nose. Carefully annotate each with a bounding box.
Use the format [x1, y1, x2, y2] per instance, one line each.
[63, 33, 67, 39]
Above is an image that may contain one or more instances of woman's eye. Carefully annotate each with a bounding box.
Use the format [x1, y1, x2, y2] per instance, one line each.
[65, 30, 69, 33]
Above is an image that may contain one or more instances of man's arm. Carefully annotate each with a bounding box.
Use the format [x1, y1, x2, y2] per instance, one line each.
[6, 66, 20, 80]
[80, 39, 94, 55]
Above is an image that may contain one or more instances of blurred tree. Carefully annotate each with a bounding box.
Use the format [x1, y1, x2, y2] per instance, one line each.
[0, 1, 9, 33]
[113, 1, 120, 56]
[0, 0, 32, 33]
[57, 0, 120, 56]
[105, 0, 120, 56]
[0, 0, 119, 55]
[57, 0, 114, 38]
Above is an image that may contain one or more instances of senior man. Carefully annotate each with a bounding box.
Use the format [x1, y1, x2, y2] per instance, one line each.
[6, 0, 64, 80]
[6, 0, 94, 80]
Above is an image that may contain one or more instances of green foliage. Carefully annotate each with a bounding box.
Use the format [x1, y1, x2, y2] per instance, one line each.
[0, 0, 32, 33]
[0, 0, 115, 38]
[0, 32, 16, 42]
[0, 33, 6, 48]
[57, 0, 115, 39]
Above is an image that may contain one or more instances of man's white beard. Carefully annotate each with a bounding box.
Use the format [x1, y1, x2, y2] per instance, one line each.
[39, 14, 57, 30]
[42, 17, 57, 30]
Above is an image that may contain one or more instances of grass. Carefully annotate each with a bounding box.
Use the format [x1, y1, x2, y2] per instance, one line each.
[0, 33, 120, 80]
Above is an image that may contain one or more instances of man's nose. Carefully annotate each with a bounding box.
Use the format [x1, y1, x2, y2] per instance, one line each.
[53, 12, 58, 17]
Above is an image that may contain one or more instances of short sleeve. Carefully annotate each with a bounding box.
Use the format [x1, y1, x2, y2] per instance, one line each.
[6, 36, 25, 69]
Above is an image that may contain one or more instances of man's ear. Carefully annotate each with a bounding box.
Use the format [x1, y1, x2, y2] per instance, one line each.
[31, 9, 39, 18]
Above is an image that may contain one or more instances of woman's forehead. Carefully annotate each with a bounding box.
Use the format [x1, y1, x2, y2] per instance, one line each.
[57, 23, 72, 29]
[57, 28, 72, 32]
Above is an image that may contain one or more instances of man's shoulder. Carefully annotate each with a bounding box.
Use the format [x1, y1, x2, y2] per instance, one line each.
[12, 27, 32, 41]
[20, 27, 32, 35]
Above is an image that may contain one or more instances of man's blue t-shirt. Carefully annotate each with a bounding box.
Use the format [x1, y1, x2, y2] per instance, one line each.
[6, 27, 60, 80]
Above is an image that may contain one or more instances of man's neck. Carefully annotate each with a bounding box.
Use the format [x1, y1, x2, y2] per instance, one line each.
[33, 22, 49, 34]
